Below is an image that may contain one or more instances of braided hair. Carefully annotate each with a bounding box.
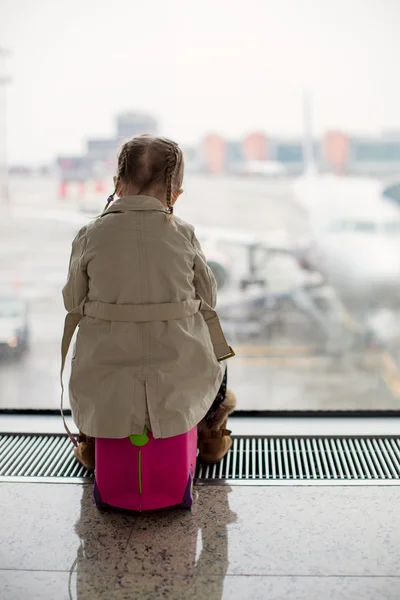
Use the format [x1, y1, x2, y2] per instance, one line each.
[105, 135, 183, 219]
[104, 145, 129, 209]
[165, 142, 179, 216]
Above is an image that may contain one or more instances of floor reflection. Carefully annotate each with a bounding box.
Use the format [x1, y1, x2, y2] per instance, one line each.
[71, 483, 237, 599]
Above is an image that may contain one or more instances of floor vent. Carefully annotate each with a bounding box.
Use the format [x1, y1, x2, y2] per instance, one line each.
[196, 436, 400, 484]
[0, 433, 92, 480]
[1, 434, 400, 484]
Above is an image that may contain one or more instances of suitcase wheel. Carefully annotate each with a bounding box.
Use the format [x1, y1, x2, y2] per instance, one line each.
[93, 480, 109, 510]
[181, 468, 194, 509]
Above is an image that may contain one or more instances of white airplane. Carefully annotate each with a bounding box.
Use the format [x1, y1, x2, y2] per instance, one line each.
[291, 93, 400, 310]
[199, 93, 400, 312]
[199, 92, 400, 313]
[295, 186, 400, 308]
[195, 225, 294, 290]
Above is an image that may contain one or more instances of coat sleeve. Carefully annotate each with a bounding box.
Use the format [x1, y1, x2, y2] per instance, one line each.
[62, 227, 89, 312]
[192, 230, 218, 309]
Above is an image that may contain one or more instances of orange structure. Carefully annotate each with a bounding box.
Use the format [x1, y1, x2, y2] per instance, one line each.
[242, 133, 268, 161]
[203, 135, 226, 174]
[59, 181, 68, 199]
[322, 131, 349, 174]
[95, 179, 106, 193]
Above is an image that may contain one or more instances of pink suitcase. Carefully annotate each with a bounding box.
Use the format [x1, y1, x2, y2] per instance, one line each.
[93, 426, 198, 511]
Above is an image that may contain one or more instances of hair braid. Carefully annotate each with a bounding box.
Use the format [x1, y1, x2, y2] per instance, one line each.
[106, 145, 126, 206]
[165, 143, 178, 216]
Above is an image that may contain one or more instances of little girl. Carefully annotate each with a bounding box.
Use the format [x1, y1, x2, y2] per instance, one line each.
[62, 134, 236, 470]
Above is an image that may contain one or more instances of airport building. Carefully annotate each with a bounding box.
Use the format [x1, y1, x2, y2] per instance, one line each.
[57, 112, 159, 185]
[116, 111, 158, 140]
[322, 130, 400, 177]
[242, 133, 268, 162]
[200, 134, 307, 176]
[57, 112, 400, 184]
[200, 131, 400, 177]
[201, 134, 226, 174]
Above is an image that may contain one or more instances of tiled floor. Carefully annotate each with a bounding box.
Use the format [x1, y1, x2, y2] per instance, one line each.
[1, 482, 400, 599]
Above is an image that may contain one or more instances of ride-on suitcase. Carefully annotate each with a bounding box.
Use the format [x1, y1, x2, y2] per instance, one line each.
[93, 426, 198, 511]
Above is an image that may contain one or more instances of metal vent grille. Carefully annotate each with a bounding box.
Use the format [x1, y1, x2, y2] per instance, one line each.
[0, 434, 92, 480]
[1, 434, 400, 484]
[196, 436, 400, 483]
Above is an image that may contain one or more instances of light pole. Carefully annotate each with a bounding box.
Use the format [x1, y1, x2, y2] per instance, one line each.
[0, 47, 11, 203]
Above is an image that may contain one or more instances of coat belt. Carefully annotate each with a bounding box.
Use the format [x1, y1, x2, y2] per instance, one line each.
[84, 297, 201, 322]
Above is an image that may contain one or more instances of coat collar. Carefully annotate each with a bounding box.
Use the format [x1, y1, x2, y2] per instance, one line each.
[104, 195, 168, 215]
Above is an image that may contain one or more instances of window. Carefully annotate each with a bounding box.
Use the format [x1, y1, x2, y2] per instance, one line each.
[353, 142, 400, 162]
[326, 220, 349, 233]
[275, 144, 303, 164]
[384, 222, 400, 235]
[353, 221, 377, 233]
[1, 0, 400, 415]
[326, 220, 378, 234]
[383, 183, 400, 205]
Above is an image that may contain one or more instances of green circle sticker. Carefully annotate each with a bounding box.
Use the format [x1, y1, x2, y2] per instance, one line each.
[129, 427, 149, 447]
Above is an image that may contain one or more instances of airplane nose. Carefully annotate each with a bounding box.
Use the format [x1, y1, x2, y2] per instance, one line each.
[371, 255, 400, 282]
[333, 246, 400, 301]
[346, 247, 400, 281]
[358, 256, 400, 305]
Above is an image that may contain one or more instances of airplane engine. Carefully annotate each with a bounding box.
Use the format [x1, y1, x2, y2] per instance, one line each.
[206, 255, 231, 290]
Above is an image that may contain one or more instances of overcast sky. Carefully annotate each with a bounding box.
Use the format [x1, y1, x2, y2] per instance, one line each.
[0, 0, 399, 163]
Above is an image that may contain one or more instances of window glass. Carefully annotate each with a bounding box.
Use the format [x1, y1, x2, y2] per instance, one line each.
[1, 0, 400, 413]
[384, 222, 400, 235]
[353, 221, 377, 233]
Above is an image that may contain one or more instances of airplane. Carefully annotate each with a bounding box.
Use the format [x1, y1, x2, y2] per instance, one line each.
[295, 189, 400, 309]
[291, 92, 400, 312]
[199, 93, 400, 315]
[194, 94, 400, 349]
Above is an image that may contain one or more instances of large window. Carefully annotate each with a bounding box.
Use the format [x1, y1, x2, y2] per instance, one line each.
[353, 141, 400, 162]
[1, 0, 400, 413]
[275, 143, 303, 164]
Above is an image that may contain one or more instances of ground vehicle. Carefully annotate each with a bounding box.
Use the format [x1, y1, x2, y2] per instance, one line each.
[0, 296, 29, 358]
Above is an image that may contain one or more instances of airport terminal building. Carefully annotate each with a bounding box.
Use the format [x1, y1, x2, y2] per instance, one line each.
[202, 130, 400, 177]
[56, 110, 400, 185]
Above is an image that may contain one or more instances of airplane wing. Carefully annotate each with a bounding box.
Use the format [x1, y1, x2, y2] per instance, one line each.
[195, 225, 294, 254]
[14, 208, 295, 255]
[12, 207, 90, 226]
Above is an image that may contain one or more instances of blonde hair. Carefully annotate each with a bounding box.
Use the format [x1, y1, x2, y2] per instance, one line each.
[110, 134, 184, 216]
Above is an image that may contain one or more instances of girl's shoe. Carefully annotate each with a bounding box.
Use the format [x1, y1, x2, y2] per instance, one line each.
[198, 389, 236, 463]
[198, 418, 233, 464]
[73, 433, 95, 471]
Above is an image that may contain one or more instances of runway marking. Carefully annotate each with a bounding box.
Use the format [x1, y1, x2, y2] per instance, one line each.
[235, 356, 327, 367]
[234, 345, 316, 357]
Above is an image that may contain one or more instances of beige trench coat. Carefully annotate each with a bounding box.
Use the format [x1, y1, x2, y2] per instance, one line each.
[62, 195, 231, 439]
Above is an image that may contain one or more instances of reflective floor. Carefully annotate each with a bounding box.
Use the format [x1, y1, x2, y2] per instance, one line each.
[1, 482, 400, 599]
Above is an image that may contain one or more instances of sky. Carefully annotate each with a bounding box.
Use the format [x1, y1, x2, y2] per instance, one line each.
[0, 0, 399, 163]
